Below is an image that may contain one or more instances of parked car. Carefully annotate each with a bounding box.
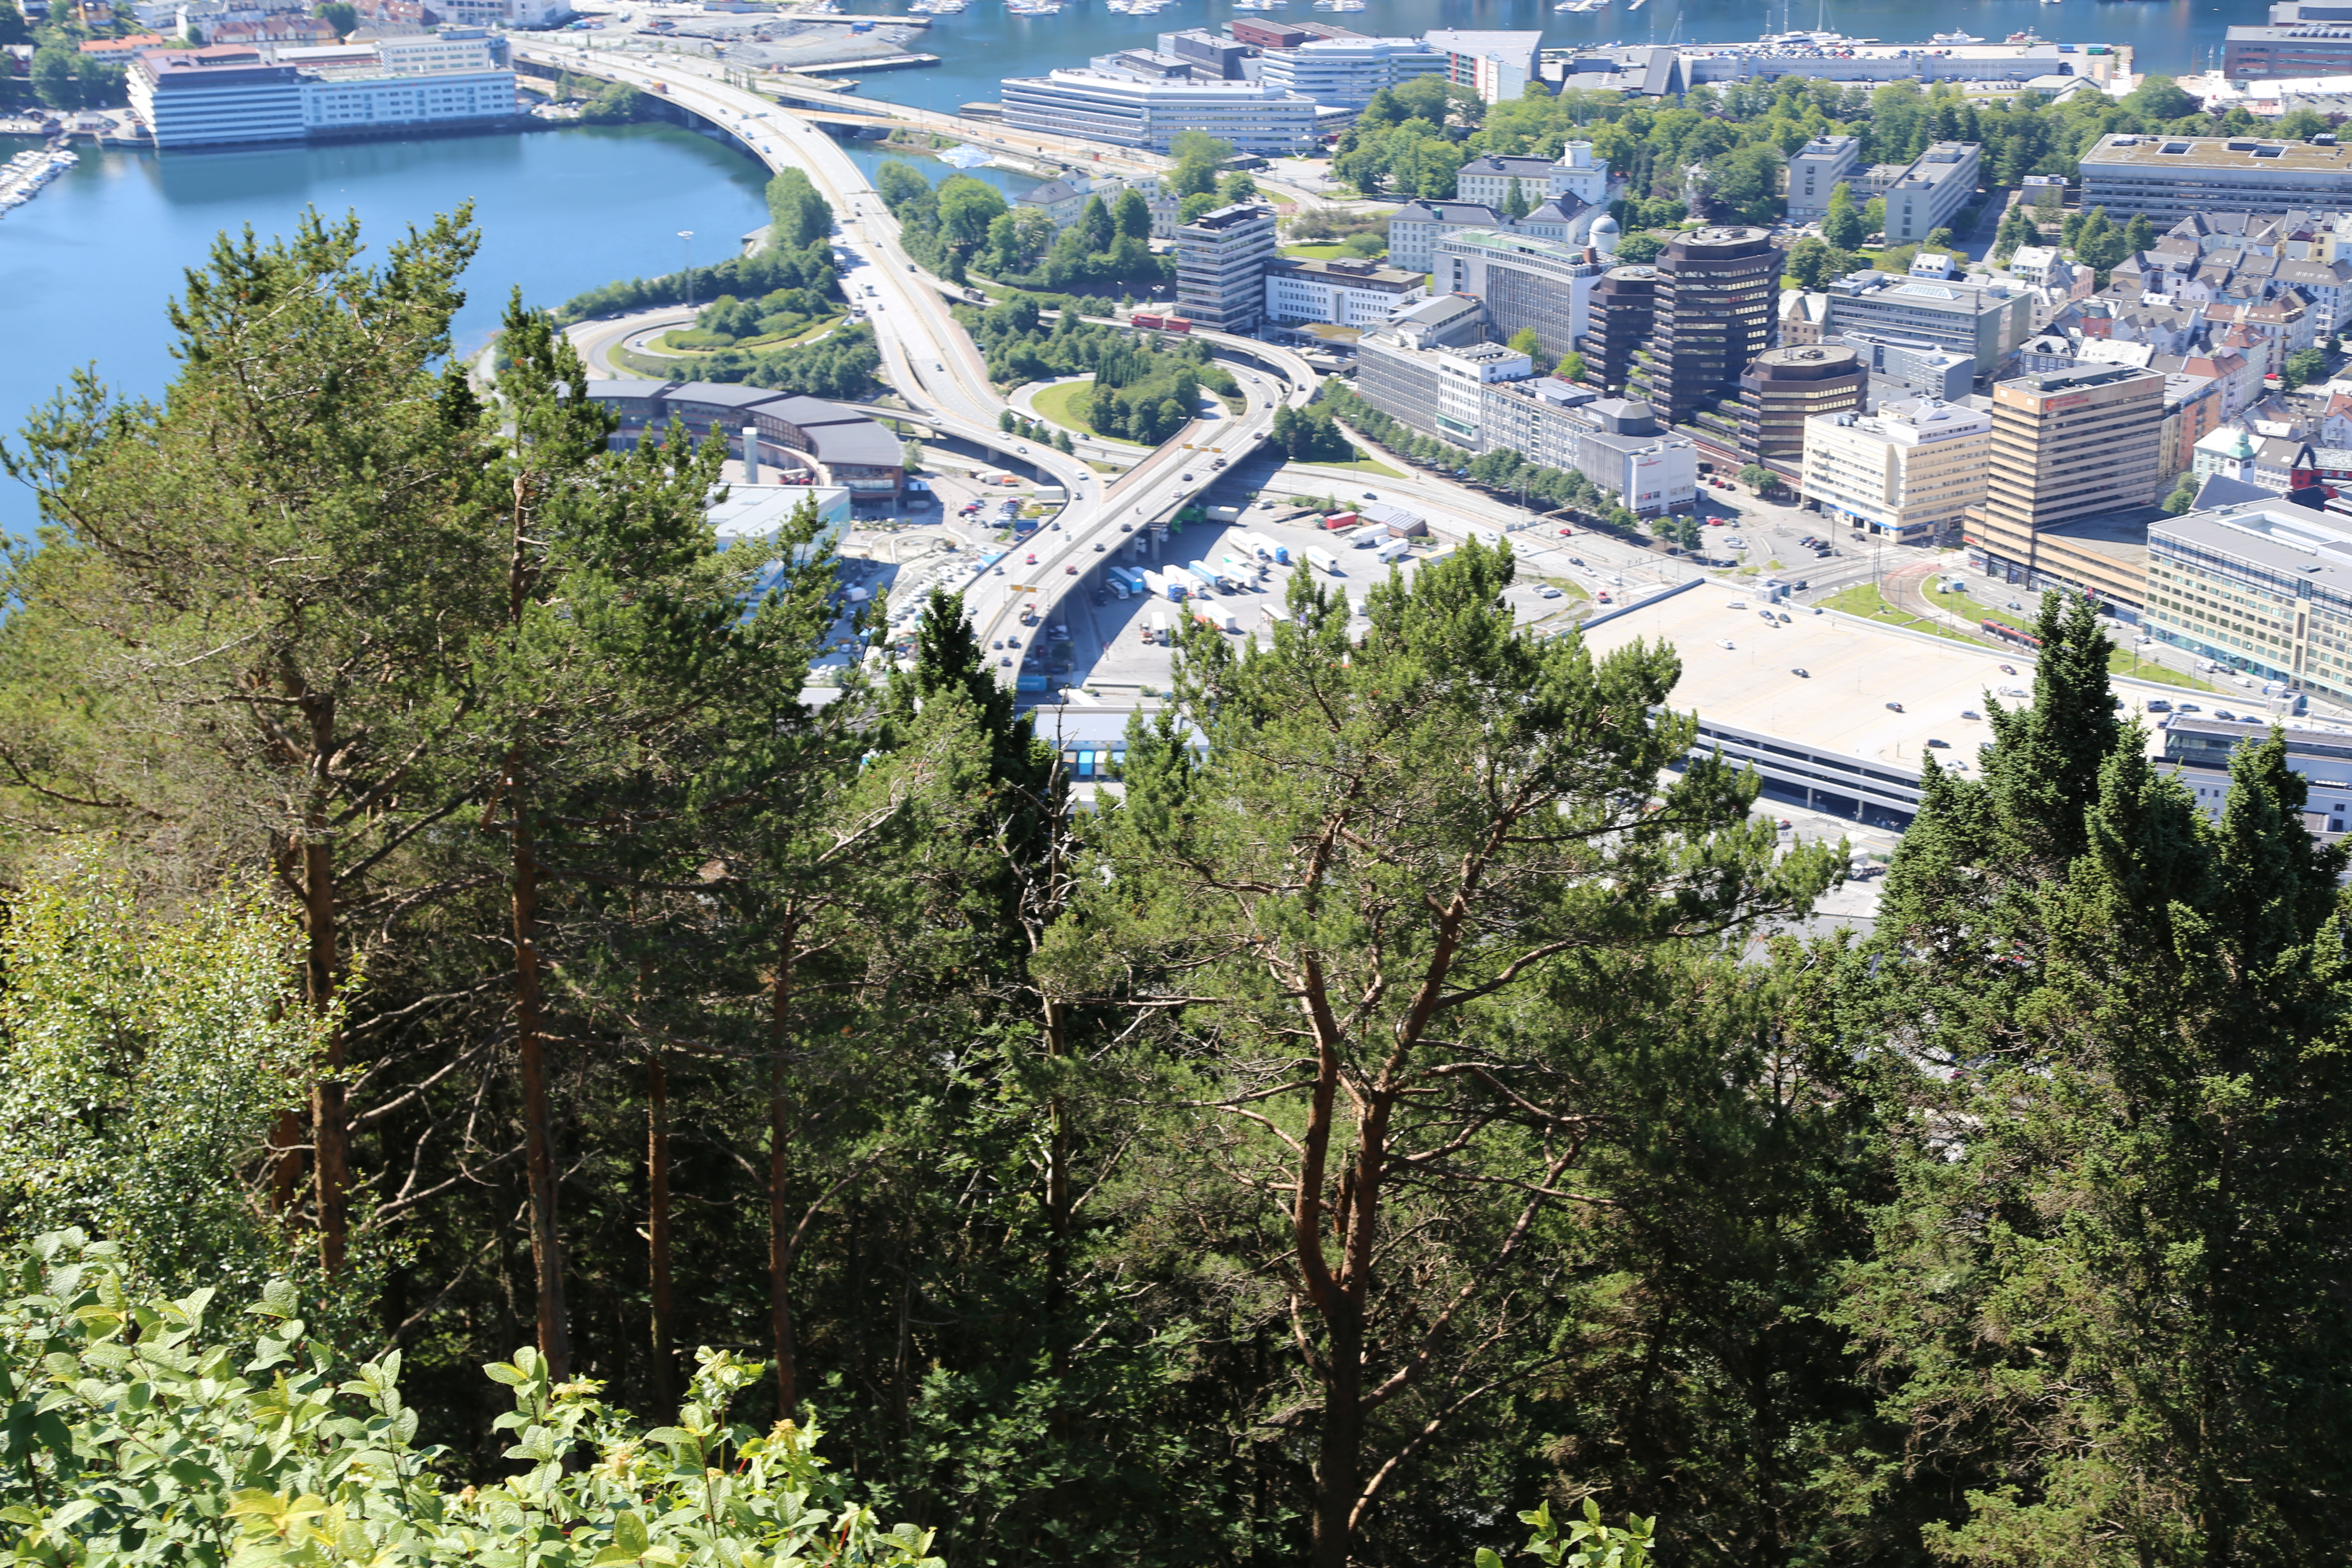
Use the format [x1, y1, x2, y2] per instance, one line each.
[1885, 701, 1905, 713]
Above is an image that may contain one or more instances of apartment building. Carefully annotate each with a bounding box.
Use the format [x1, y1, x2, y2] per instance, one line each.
[1264, 256, 1427, 328]
[1431, 228, 1605, 365]
[1422, 29, 1541, 103]
[1175, 202, 1277, 333]
[1801, 398, 1993, 545]
[1786, 134, 1860, 222]
[2078, 134, 2352, 224]
[1000, 68, 1316, 154]
[1968, 363, 2166, 607]
[2145, 497, 2352, 701]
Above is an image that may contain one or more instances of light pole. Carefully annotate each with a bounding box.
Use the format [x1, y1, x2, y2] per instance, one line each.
[678, 230, 695, 313]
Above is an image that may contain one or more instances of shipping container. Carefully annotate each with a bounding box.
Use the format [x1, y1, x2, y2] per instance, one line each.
[1131, 312, 1165, 330]
[1207, 505, 1242, 521]
[1323, 511, 1358, 530]
[1163, 317, 1193, 334]
[1305, 546, 1340, 575]
[1182, 562, 1222, 594]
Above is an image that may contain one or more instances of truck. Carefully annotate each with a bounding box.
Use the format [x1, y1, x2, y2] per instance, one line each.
[1189, 601, 1223, 631]
[1374, 537, 1414, 565]
[1107, 574, 1130, 600]
[1305, 546, 1340, 576]
[1182, 562, 1222, 594]
[1115, 566, 1150, 596]
[1016, 672, 1047, 693]
[1219, 553, 1256, 583]
[1240, 531, 1288, 564]
[1207, 505, 1243, 522]
[1131, 312, 1165, 330]
[1142, 569, 1185, 601]
[1323, 511, 1359, 531]
[1148, 610, 1170, 643]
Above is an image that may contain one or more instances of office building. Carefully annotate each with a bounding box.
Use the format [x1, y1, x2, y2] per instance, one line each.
[1381, 292, 1485, 349]
[1453, 140, 1610, 211]
[1968, 363, 2165, 606]
[2159, 372, 2226, 480]
[2145, 497, 2352, 702]
[1423, 29, 1541, 102]
[1631, 226, 1776, 427]
[1175, 202, 1277, 334]
[1871, 141, 1981, 245]
[1586, 263, 1658, 395]
[1823, 269, 2034, 375]
[129, 46, 305, 148]
[1786, 134, 1860, 221]
[1836, 328, 1975, 410]
[1736, 344, 1865, 471]
[1253, 35, 1444, 108]
[2157, 716, 2352, 837]
[2223, 12, 2352, 80]
[1001, 68, 1316, 155]
[2078, 134, 2352, 224]
[1265, 256, 1427, 328]
[300, 59, 513, 135]
[1801, 398, 1992, 545]
[1154, 27, 1253, 78]
[1431, 228, 1604, 365]
[373, 28, 502, 73]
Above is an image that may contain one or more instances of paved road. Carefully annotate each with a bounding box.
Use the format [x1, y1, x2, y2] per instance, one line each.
[517, 40, 1321, 683]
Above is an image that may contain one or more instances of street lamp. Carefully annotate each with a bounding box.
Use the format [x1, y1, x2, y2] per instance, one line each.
[678, 230, 695, 312]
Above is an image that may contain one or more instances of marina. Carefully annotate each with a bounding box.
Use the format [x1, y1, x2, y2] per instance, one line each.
[0, 146, 77, 219]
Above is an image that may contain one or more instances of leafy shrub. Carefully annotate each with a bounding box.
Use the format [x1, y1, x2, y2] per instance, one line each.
[0, 1230, 944, 1568]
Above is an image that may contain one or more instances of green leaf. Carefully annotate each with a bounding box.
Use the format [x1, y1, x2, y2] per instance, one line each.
[614, 1511, 650, 1554]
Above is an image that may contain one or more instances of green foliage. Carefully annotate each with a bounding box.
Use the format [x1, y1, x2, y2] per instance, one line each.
[1735, 462, 1775, 493]
[1477, 1501, 1657, 1568]
[0, 855, 325, 1305]
[766, 167, 834, 251]
[2162, 470, 2200, 514]
[0, 0, 28, 45]
[1783, 234, 1862, 289]
[1268, 402, 1356, 462]
[555, 233, 838, 324]
[315, 1, 355, 37]
[1167, 130, 1233, 198]
[1822, 181, 1865, 249]
[1507, 327, 1543, 357]
[577, 80, 651, 123]
[1558, 349, 1587, 382]
[1612, 232, 1665, 264]
[2284, 345, 2328, 390]
[0, 1231, 943, 1568]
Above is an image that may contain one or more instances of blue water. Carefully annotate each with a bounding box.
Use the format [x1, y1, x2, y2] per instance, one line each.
[837, 0, 2255, 116]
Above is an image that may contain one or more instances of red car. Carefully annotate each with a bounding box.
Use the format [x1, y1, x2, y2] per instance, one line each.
[1025, 552, 1037, 564]
[1065, 565, 1079, 575]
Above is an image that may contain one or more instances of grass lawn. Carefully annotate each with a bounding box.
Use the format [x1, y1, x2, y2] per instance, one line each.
[1306, 455, 1406, 478]
[1838, 582, 2217, 689]
[1282, 242, 1386, 261]
[1029, 380, 1146, 447]
[1540, 576, 1592, 601]
[1824, 583, 1982, 645]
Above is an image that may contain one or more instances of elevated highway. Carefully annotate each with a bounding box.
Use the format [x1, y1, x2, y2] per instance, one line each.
[513, 40, 1323, 686]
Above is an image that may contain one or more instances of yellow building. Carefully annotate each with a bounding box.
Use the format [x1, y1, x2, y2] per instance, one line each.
[1801, 398, 1992, 548]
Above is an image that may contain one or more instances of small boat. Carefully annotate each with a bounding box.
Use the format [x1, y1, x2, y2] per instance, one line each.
[1931, 29, 1982, 42]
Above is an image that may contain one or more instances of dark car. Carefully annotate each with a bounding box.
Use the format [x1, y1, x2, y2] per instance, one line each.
[1886, 701, 1905, 713]
[1926, 738, 1950, 749]
[1792, 667, 1810, 678]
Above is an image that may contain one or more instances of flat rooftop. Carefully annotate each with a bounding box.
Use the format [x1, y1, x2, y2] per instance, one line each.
[1579, 591, 2046, 784]
[2083, 132, 2352, 174]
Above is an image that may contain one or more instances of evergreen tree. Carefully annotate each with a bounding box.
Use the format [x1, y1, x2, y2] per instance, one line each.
[1822, 181, 1865, 250]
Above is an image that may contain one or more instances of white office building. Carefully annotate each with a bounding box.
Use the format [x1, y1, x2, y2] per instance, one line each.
[1453, 141, 1610, 210]
[1254, 36, 1444, 109]
[301, 65, 515, 134]
[1787, 134, 1860, 221]
[130, 47, 306, 148]
[1800, 398, 1993, 545]
[1000, 67, 1316, 154]
[1264, 257, 1427, 328]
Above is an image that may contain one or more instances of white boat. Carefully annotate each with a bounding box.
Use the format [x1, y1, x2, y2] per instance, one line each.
[1931, 30, 1982, 42]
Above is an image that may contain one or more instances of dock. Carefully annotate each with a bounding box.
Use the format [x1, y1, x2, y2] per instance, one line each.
[793, 53, 940, 73]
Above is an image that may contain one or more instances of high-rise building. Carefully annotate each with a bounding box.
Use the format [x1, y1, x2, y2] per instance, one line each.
[1175, 202, 1278, 334]
[1801, 398, 1993, 546]
[1586, 263, 1658, 395]
[1633, 226, 1777, 427]
[1968, 363, 2166, 605]
[1736, 344, 1865, 472]
[1430, 229, 1605, 366]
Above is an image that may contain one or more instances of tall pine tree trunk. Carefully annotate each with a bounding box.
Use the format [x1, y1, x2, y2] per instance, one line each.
[511, 804, 571, 1379]
[304, 832, 349, 1277]
[646, 1048, 675, 1419]
[769, 913, 800, 1418]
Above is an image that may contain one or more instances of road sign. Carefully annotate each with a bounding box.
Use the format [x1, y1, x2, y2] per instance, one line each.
[1008, 583, 1038, 592]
